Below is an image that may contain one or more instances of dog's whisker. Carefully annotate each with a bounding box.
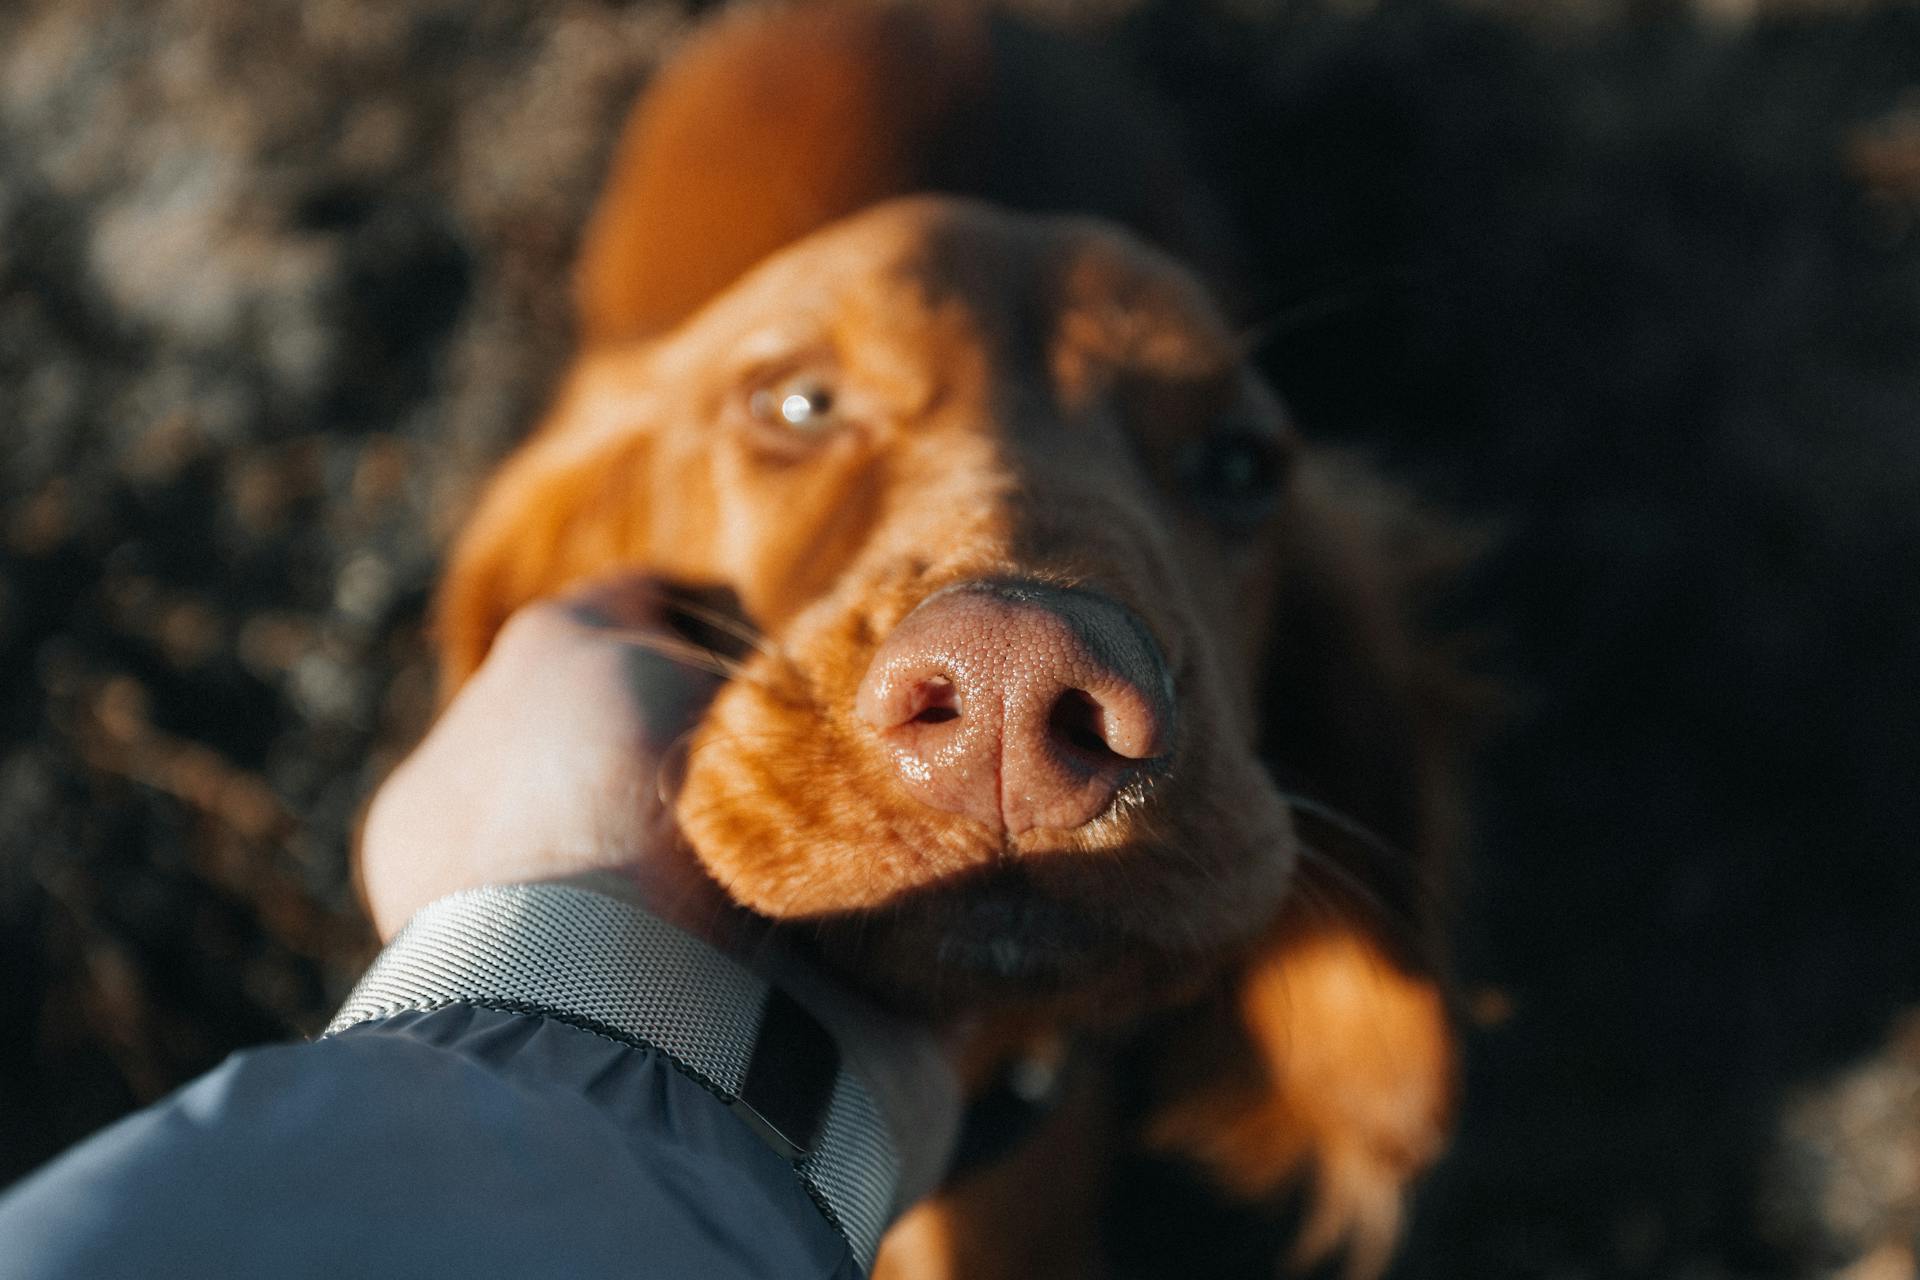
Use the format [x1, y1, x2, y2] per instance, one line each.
[1291, 840, 1427, 949]
[661, 592, 783, 662]
[1235, 267, 1426, 358]
[1277, 790, 1442, 903]
[1273, 790, 1406, 867]
[592, 627, 759, 683]
[1290, 835, 1403, 916]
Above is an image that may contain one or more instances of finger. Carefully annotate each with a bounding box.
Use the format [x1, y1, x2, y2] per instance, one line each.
[491, 576, 681, 673]
[489, 579, 726, 741]
[559, 572, 671, 630]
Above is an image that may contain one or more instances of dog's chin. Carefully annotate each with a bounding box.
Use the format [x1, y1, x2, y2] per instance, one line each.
[798, 867, 1226, 1019]
[677, 660, 1298, 1015]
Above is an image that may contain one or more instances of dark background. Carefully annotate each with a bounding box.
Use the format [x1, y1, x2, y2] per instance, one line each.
[2, 0, 1917, 1275]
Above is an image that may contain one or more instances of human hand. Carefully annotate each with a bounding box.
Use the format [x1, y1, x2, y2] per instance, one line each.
[358, 576, 728, 943]
[357, 575, 961, 1204]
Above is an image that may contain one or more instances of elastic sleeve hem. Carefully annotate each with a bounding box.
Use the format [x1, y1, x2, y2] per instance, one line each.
[327, 882, 898, 1269]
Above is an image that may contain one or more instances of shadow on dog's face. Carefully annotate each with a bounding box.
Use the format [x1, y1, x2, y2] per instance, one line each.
[454, 195, 1350, 1015]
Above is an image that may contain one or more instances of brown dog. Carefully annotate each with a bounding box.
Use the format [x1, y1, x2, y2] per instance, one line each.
[435, 4, 1467, 1276]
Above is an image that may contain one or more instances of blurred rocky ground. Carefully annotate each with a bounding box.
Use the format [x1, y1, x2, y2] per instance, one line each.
[2, 1, 1917, 1276]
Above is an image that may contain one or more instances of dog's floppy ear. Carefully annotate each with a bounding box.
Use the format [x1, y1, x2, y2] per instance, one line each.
[1145, 454, 1478, 1276]
[573, 2, 988, 347]
[433, 433, 650, 692]
[1145, 914, 1454, 1279]
[570, 1, 1247, 347]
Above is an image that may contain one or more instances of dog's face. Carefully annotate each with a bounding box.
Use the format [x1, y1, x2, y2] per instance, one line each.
[445, 196, 1364, 1013]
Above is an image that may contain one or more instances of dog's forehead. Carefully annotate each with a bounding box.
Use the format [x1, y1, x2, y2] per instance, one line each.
[703, 196, 1241, 381]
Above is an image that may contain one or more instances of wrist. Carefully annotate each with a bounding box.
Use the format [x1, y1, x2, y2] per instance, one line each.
[546, 868, 960, 1202]
[329, 880, 955, 1262]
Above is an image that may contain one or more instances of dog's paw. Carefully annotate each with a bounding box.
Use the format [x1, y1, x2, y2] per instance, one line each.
[1147, 926, 1454, 1278]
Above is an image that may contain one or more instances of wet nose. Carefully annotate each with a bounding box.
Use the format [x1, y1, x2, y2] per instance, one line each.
[854, 582, 1173, 836]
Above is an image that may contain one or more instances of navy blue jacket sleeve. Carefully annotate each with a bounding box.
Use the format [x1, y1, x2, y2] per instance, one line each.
[0, 888, 883, 1280]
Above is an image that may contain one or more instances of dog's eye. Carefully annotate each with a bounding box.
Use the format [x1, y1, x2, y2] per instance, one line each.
[1182, 430, 1287, 528]
[749, 375, 839, 434]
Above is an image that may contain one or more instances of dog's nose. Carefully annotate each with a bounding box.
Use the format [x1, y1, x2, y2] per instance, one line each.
[855, 582, 1173, 836]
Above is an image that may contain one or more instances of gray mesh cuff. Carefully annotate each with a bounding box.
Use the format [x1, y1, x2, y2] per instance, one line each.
[326, 883, 897, 1269]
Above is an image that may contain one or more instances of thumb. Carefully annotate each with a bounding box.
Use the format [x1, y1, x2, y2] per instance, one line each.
[560, 573, 675, 631]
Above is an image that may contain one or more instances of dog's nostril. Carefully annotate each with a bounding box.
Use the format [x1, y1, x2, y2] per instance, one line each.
[857, 582, 1172, 835]
[1048, 689, 1118, 760]
[909, 676, 960, 725]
